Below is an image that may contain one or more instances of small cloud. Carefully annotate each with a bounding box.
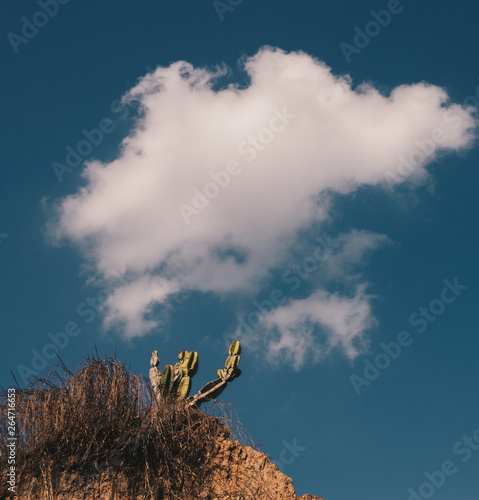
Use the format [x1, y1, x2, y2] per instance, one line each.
[238, 285, 374, 370]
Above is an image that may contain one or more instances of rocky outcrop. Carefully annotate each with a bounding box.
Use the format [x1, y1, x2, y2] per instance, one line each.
[2, 357, 325, 500]
[16, 434, 325, 499]
[202, 434, 325, 500]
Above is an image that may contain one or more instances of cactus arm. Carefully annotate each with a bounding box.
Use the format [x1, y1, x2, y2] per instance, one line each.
[229, 341, 241, 356]
[186, 340, 242, 408]
[159, 364, 174, 397]
[186, 378, 227, 407]
[149, 351, 162, 404]
[183, 351, 199, 377]
[149, 366, 162, 404]
[177, 376, 192, 400]
[150, 351, 160, 367]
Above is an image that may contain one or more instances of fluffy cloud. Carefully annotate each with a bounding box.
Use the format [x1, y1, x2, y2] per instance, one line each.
[260, 285, 374, 370]
[53, 47, 476, 361]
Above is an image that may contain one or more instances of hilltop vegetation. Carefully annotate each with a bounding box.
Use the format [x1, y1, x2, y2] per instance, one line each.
[0, 355, 325, 499]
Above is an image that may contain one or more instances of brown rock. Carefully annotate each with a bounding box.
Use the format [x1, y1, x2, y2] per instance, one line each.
[16, 435, 325, 499]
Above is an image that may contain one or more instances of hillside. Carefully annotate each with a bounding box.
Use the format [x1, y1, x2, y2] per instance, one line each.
[0, 356, 325, 500]
[10, 433, 325, 499]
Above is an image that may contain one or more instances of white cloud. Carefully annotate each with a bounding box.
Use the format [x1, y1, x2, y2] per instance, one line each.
[320, 230, 392, 282]
[259, 286, 374, 370]
[52, 47, 476, 361]
[234, 229, 384, 368]
[103, 275, 179, 338]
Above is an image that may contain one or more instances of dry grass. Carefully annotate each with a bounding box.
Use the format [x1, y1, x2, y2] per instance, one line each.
[0, 355, 260, 500]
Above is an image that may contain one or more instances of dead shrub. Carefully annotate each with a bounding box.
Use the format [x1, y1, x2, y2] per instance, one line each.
[0, 355, 269, 499]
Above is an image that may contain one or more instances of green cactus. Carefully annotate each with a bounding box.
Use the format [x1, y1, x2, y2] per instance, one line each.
[182, 350, 198, 377]
[186, 341, 242, 408]
[223, 346, 241, 382]
[229, 340, 241, 356]
[177, 376, 192, 400]
[225, 354, 240, 372]
[150, 341, 241, 407]
[160, 364, 174, 397]
[172, 351, 197, 399]
[222, 343, 241, 382]
[150, 349, 199, 401]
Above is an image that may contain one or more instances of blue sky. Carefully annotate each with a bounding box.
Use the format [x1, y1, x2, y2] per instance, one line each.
[1, 1, 479, 499]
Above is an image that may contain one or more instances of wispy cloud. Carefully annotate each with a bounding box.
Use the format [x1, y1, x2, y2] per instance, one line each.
[258, 285, 374, 370]
[51, 47, 476, 361]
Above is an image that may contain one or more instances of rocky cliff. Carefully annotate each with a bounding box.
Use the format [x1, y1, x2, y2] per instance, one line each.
[15, 431, 325, 500]
[203, 432, 326, 500]
[0, 357, 326, 500]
